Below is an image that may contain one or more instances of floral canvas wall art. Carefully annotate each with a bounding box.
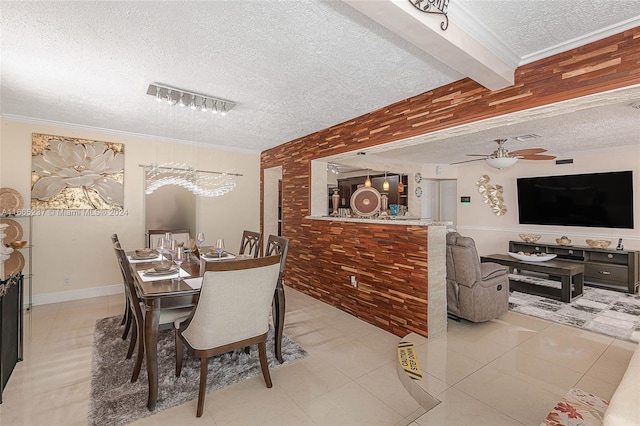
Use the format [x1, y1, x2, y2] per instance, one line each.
[31, 133, 124, 209]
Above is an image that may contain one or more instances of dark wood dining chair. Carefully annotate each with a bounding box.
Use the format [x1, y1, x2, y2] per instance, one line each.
[112, 243, 192, 382]
[174, 255, 282, 417]
[239, 230, 262, 258]
[265, 235, 289, 363]
[111, 233, 133, 343]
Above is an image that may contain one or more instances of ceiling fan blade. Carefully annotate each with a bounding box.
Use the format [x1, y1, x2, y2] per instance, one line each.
[450, 158, 485, 165]
[520, 154, 556, 160]
[510, 148, 547, 156]
[465, 154, 490, 157]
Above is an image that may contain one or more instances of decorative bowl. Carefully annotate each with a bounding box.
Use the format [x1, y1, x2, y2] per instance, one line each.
[586, 239, 611, 249]
[508, 252, 557, 262]
[136, 248, 153, 257]
[519, 234, 541, 243]
[152, 261, 172, 272]
[9, 240, 27, 248]
[556, 236, 572, 246]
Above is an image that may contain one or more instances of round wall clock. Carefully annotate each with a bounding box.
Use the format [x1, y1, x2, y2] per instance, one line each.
[415, 186, 423, 198]
[414, 173, 422, 183]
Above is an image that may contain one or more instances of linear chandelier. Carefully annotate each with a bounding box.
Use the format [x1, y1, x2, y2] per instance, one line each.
[140, 163, 242, 197]
[147, 83, 236, 115]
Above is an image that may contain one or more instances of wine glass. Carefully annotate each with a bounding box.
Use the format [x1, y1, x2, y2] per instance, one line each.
[196, 232, 205, 255]
[156, 237, 167, 261]
[173, 247, 185, 281]
[215, 239, 225, 259]
[169, 239, 178, 261]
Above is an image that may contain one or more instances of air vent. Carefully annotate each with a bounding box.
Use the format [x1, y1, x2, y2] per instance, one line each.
[514, 134, 541, 142]
[556, 159, 574, 165]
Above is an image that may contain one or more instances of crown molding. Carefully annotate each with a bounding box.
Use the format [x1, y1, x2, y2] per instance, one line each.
[519, 16, 640, 65]
[452, 4, 640, 67]
[0, 114, 260, 155]
[449, 2, 520, 68]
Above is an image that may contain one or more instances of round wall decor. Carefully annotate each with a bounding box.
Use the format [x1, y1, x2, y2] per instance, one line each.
[415, 186, 423, 198]
[350, 187, 382, 217]
[5, 250, 25, 275]
[0, 218, 23, 244]
[414, 173, 422, 183]
[0, 187, 23, 214]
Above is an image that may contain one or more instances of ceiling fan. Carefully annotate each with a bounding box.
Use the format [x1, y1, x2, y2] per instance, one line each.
[452, 139, 556, 169]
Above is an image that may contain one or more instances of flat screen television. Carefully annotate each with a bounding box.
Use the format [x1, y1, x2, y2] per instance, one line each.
[517, 171, 634, 229]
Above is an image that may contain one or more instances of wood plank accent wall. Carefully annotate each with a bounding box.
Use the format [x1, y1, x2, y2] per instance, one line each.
[261, 27, 640, 338]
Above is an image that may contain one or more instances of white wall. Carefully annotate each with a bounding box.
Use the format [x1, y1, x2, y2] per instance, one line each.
[455, 147, 640, 255]
[0, 118, 260, 304]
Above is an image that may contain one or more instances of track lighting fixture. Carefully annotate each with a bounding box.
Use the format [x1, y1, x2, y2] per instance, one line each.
[148, 83, 236, 115]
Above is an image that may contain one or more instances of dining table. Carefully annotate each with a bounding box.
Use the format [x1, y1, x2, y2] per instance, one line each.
[129, 248, 286, 411]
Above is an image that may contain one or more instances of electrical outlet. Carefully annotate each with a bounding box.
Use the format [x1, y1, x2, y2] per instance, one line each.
[63, 277, 71, 286]
[350, 276, 357, 288]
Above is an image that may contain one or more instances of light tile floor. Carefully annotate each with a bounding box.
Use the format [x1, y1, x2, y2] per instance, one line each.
[0, 287, 636, 425]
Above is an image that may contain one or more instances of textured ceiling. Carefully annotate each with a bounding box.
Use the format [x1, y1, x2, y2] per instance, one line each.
[1, 1, 640, 163]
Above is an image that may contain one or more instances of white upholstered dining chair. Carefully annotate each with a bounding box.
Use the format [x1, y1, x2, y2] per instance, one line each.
[174, 254, 282, 417]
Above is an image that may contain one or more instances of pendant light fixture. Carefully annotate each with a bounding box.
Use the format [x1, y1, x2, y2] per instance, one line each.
[364, 169, 372, 187]
[398, 174, 404, 192]
[382, 171, 390, 192]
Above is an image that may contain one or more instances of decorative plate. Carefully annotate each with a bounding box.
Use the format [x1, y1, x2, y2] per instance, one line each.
[508, 252, 557, 262]
[144, 266, 178, 276]
[415, 186, 423, 198]
[131, 253, 160, 260]
[414, 173, 422, 183]
[0, 187, 23, 214]
[350, 187, 381, 217]
[203, 252, 236, 261]
[5, 250, 25, 275]
[205, 251, 232, 258]
[0, 218, 23, 244]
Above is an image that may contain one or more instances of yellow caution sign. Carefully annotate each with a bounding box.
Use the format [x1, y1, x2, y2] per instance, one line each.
[397, 341, 422, 380]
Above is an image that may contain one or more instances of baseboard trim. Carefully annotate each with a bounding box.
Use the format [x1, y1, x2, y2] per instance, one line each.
[32, 284, 123, 306]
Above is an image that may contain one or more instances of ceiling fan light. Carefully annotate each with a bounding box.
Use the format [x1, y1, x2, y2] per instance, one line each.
[486, 157, 518, 169]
